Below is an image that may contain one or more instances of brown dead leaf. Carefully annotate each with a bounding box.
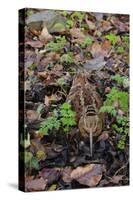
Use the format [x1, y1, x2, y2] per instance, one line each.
[40, 168, 61, 185]
[39, 26, 53, 43]
[38, 71, 48, 79]
[25, 177, 47, 192]
[110, 175, 124, 184]
[97, 131, 109, 141]
[44, 95, 57, 106]
[83, 55, 106, 71]
[26, 110, 40, 123]
[39, 52, 60, 68]
[62, 167, 73, 183]
[30, 138, 46, 154]
[100, 20, 112, 32]
[71, 164, 105, 187]
[90, 41, 111, 58]
[110, 16, 129, 33]
[70, 28, 86, 43]
[85, 15, 96, 30]
[26, 40, 44, 48]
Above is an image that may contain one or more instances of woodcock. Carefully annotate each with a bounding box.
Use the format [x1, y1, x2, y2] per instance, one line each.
[66, 72, 104, 156]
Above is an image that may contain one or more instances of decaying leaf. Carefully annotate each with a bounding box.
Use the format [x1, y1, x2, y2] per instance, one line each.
[71, 164, 105, 187]
[110, 175, 124, 184]
[83, 55, 106, 71]
[44, 95, 57, 106]
[48, 184, 57, 191]
[62, 167, 73, 183]
[25, 177, 47, 192]
[70, 28, 86, 43]
[90, 41, 111, 58]
[97, 131, 109, 142]
[40, 168, 61, 185]
[39, 26, 53, 42]
[26, 40, 44, 48]
[26, 110, 40, 123]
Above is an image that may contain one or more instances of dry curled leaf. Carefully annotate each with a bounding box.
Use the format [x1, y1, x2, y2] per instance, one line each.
[25, 177, 47, 192]
[71, 164, 105, 187]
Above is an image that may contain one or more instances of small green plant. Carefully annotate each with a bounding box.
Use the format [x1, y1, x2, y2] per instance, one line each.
[66, 19, 74, 28]
[57, 77, 66, 86]
[81, 36, 93, 48]
[100, 75, 129, 150]
[122, 35, 129, 44]
[39, 103, 76, 135]
[111, 74, 129, 88]
[116, 46, 125, 54]
[112, 116, 129, 150]
[71, 11, 85, 23]
[39, 116, 61, 135]
[105, 33, 119, 46]
[60, 52, 74, 64]
[99, 105, 117, 117]
[60, 103, 76, 132]
[102, 87, 128, 112]
[45, 36, 66, 52]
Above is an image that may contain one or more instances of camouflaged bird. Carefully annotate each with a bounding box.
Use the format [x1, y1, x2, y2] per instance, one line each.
[66, 72, 104, 156]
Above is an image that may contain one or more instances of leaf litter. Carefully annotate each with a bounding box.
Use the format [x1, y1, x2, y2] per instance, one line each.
[19, 9, 129, 191]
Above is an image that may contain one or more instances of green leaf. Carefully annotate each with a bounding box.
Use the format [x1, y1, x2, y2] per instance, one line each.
[105, 33, 118, 46]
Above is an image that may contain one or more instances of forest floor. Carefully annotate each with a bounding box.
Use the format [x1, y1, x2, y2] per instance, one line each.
[19, 9, 129, 192]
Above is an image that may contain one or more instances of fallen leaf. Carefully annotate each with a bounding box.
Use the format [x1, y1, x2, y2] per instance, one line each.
[85, 15, 96, 30]
[38, 52, 60, 70]
[44, 95, 57, 106]
[30, 138, 45, 154]
[39, 26, 53, 43]
[93, 13, 104, 21]
[25, 49, 37, 68]
[97, 131, 109, 141]
[36, 150, 47, 161]
[25, 177, 47, 192]
[26, 40, 44, 48]
[25, 81, 31, 91]
[38, 71, 47, 78]
[70, 28, 86, 43]
[48, 184, 57, 191]
[110, 175, 124, 184]
[83, 55, 106, 71]
[40, 168, 61, 184]
[62, 167, 73, 183]
[100, 20, 112, 32]
[90, 41, 111, 58]
[26, 110, 40, 123]
[110, 16, 129, 33]
[71, 164, 105, 187]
